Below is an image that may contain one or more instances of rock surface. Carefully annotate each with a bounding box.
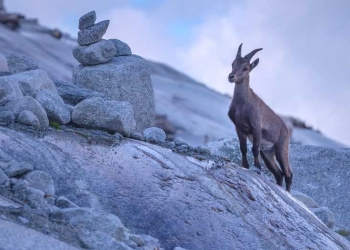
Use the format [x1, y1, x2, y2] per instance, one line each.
[77, 20, 110, 46]
[0, 195, 22, 211]
[5, 96, 49, 129]
[174, 137, 191, 147]
[73, 55, 155, 132]
[204, 137, 350, 231]
[79, 11, 96, 30]
[52, 78, 106, 106]
[143, 127, 166, 142]
[0, 75, 23, 105]
[312, 206, 335, 229]
[17, 110, 41, 129]
[109, 39, 132, 56]
[73, 39, 116, 66]
[289, 145, 350, 231]
[0, 110, 15, 126]
[7, 69, 57, 97]
[6, 54, 39, 74]
[78, 230, 133, 250]
[56, 196, 79, 209]
[1, 161, 33, 178]
[292, 190, 319, 208]
[35, 91, 71, 124]
[130, 132, 144, 141]
[23, 170, 55, 195]
[205, 137, 242, 162]
[0, 127, 348, 250]
[66, 104, 74, 116]
[0, 219, 79, 250]
[22, 186, 49, 210]
[51, 207, 128, 240]
[0, 168, 9, 185]
[72, 97, 136, 136]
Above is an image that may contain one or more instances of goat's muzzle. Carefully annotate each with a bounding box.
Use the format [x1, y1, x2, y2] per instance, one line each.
[228, 73, 235, 83]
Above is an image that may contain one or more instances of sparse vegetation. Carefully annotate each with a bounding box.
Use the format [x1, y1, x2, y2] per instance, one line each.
[337, 230, 350, 237]
[49, 121, 61, 130]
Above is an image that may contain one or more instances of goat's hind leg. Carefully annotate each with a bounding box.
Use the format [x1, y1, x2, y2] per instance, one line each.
[251, 128, 262, 170]
[275, 139, 293, 192]
[260, 149, 283, 186]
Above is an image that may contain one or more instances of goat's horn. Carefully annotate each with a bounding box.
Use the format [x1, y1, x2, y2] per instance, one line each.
[236, 43, 243, 58]
[244, 48, 263, 61]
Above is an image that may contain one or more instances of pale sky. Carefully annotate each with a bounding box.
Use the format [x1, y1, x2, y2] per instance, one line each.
[5, 0, 350, 146]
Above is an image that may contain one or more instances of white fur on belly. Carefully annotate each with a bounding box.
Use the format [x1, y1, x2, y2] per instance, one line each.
[247, 134, 274, 151]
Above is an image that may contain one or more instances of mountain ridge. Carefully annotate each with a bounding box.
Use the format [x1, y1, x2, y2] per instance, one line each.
[0, 21, 345, 148]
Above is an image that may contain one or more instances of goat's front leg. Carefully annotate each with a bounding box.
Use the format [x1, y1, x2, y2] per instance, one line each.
[252, 128, 262, 170]
[237, 130, 249, 169]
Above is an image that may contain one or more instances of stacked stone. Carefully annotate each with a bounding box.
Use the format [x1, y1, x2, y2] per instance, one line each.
[72, 11, 155, 133]
[73, 11, 132, 66]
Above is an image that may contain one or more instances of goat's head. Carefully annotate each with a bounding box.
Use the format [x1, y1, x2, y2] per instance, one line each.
[228, 43, 263, 84]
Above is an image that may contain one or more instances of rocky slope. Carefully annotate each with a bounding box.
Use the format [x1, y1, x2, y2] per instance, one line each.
[205, 137, 350, 233]
[0, 10, 349, 250]
[0, 125, 349, 250]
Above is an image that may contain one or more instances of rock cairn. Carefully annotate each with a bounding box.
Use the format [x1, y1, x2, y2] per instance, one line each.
[73, 11, 115, 66]
[70, 11, 138, 136]
[72, 11, 134, 66]
[73, 11, 155, 133]
[0, 11, 158, 137]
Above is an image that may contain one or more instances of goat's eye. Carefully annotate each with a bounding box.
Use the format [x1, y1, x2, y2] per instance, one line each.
[243, 67, 249, 71]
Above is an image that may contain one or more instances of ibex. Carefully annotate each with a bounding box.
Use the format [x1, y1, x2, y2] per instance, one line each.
[227, 43, 293, 192]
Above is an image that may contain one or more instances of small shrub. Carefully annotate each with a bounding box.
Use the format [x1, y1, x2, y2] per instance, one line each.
[337, 229, 350, 237]
[49, 121, 61, 130]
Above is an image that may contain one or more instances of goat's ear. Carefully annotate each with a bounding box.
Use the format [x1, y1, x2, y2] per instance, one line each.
[250, 58, 259, 72]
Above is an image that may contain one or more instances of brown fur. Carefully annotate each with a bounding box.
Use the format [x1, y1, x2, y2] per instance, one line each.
[227, 43, 293, 192]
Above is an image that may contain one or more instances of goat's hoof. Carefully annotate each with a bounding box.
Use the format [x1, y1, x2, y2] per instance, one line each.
[252, 166, 262, 175]
[254, 162, 261, 169]
[242, 161, 249, 169]
[254, 163, 262, 170]
[242, 163, 249, 169]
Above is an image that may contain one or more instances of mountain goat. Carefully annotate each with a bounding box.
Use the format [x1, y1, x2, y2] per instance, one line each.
[228, 43, 293, 192]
